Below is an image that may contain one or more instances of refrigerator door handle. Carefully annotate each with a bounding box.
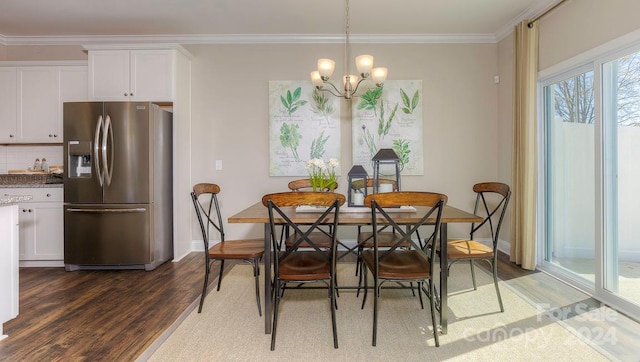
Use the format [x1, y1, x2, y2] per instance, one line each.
[67, 208, 147, 213]
[93, 115, 104, 187]
[103, 114, 114, 186]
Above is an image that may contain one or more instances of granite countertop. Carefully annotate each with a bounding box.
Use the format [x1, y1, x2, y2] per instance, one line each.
[0, 174, 63, 188]
[0, 194, 33, 205]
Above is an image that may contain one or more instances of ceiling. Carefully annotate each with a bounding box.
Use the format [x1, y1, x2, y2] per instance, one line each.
[0, 0, 559, 45]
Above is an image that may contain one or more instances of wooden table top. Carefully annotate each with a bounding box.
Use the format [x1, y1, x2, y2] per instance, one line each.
[228, 201, 482, 225]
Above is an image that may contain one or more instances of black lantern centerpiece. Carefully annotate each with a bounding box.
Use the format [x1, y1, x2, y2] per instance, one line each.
[347, 165, 368, 207]
[372, 148, 401, 194]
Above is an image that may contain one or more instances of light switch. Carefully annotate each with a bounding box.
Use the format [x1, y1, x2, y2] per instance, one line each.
[215, 160, 222, 170]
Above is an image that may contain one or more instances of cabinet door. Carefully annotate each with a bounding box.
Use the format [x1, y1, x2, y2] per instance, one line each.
[18, 67, 61, 143]
[130, 49, 174, 101]
[88, 50, 130, 101]
[32, 202, 64, 260]
[0, 68, 18, 142]
[19, 202, 64, 261]
[17, 205, 33, 261]
[0, 204, 20, 324]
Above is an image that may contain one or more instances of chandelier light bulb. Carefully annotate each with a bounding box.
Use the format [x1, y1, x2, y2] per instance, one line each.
[317, 58, 336, 79]
[355, 55, 374, 76]
[310, 71, 324, 88]
[372, 67, 388, 85]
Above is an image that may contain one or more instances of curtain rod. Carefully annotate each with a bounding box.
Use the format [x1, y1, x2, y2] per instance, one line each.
[527, 0, 568, 28]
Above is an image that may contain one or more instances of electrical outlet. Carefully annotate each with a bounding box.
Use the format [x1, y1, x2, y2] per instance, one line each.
[215, 160, 222, 170]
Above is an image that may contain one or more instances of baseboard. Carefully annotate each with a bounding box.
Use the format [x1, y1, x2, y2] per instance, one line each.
[19, 260, 64, 268]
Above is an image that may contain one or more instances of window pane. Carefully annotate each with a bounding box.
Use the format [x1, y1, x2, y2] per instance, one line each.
[603, 50, 640, 305]
[545, 70, 595, 281]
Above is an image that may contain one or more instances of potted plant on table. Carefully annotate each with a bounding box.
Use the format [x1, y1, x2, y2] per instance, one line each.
[306, 158, 339, 192]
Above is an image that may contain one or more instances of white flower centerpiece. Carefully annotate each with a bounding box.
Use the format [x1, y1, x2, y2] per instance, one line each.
[306, 158, 339, 192]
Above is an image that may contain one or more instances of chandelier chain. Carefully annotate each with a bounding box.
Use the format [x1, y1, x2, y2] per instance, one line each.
[345, 0, 350, 76]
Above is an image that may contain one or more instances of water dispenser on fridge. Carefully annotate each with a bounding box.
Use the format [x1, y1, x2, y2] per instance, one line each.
[67, 141, 92, 178]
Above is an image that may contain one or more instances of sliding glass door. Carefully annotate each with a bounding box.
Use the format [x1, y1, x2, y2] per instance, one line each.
[602, 50, 640, 308]
[541, 47, 640, 320]
[543, 68, 596, 283]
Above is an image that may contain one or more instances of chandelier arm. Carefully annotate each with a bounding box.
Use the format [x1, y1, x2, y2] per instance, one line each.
[323, 81, 346, 97]
[350, 78, 369, 96]
[318, 84, 345, 98]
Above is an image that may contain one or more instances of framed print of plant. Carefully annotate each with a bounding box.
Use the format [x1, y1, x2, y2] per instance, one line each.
[352, 80, 424, 176]
[268, 81, 341, 176]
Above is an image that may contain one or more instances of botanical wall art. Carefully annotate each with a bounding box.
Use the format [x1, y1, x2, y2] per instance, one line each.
[269, 81, 341, 176]
[352, 80, 424, 175]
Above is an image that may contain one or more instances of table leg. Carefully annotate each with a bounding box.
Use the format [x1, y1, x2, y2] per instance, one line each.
[263, 223, 272, 334]
[440, 222, 448, 335]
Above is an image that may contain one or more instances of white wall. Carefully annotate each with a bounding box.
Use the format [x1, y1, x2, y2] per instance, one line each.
[538, 0, 640, 71]
[183, 42, 501, 241]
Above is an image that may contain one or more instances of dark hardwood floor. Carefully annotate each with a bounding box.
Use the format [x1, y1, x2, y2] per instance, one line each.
[0, 251, 529, 361]
[0, 252, 227, 361]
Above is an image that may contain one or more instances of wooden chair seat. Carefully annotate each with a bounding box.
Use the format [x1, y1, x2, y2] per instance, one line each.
[278, 251, 331, 281]
[357, 231, 409, 247]
[362, 250, 431, 279]
[446, 239, 494, 259]
[208, 239, 265, 259]
[284, 232, 333, 249]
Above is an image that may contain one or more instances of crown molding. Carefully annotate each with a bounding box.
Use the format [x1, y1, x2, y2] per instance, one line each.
[495, 0, 563, 42]
[0, 33, 498, 46]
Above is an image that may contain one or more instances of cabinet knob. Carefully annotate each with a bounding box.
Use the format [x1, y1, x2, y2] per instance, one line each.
[54, 134, 58, 138]
[124, 92, 128, 96]
[9, 134, 14, 138]
[130, 93, 134, 96]
[49, 134, 53, 137]
[29, 209, 33, 213]
[46, 193, 51, 197]
[22, 209, 27, 212]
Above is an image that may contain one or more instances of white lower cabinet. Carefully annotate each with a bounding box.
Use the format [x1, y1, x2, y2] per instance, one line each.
[0, 203, 19, 339]
[0, 188, 63, 266]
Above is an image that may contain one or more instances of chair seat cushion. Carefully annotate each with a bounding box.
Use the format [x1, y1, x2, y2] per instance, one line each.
[446, 239, 494, 259]
[362, 250, 431, 279]
[208, 239, 264, 259]
[278, 251, 331, 281]
[284, 232, 333, 248]
[357, 231, 410, 247]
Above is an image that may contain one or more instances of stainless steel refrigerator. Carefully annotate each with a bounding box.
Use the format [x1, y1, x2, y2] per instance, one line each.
[63, 102, 173, 271]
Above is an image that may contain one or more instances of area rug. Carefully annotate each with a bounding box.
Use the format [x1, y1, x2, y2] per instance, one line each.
[144, 263, 608, 361]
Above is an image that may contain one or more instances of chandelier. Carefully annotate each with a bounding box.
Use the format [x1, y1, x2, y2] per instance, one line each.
[310, 0, 388, 100]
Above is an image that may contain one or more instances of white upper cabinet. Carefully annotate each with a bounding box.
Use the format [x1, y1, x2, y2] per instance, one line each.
[18, 67, 61, 143]
[0, 68, 18, 143]
[0, 63, 88, 144]
[88, 49, 175, 101]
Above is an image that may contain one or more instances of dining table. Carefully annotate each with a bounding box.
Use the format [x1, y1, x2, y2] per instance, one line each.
[228, 201, 482, 335]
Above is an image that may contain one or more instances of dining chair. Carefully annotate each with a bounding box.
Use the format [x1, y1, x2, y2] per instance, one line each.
[442, 182, 511, 312]
[191, 183, 264, 315]
[287, 178, 338, 192]
[354, 178, 404, 285]
[360, 191, 446, 347]
[283, 178, 339, 250]
[262, 191, 345, 350]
